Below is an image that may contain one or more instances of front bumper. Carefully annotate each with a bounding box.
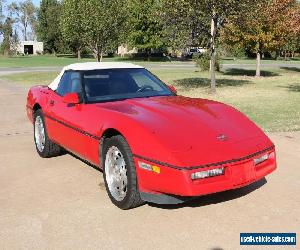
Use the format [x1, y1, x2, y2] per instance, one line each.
[134, 147, 276, 203]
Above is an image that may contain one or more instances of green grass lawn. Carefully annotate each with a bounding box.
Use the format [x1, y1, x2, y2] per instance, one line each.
[1, 71, 59, 85]
[0, 55, 95, 68]
[152, 67, 300, 132]
[1, 66, 299, 132]
[0, 55, 187, 68]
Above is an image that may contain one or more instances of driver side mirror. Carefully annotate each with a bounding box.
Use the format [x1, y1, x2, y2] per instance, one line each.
[168, 85, 177, 95]
[63, 92, 81, 105]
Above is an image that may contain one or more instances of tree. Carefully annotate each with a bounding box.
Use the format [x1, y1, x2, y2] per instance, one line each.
[7, 0, 37, 41]
[10, 28, 19, 54]
[282, 36, 299, 59]
[61, 0, 86, 60]
[161, 1, 209, 57]
[222, 0, 300, 77]
[37, 0, 62, 54]
[1, 0, 7, 39]
[162, 0, 254, 93]
[1, 1, 8, 52]
[0, 17, 13, 55]
[269, 0, 300, 59]
[127, 0, 166, 58]
[0, 0, 4, 28]
[81, 0, 129, 61]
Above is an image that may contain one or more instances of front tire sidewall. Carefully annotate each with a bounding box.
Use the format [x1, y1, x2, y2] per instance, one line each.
[34, 110, 47, 157]
[33, 110, 61, 158]
[103, 136, 141, 209]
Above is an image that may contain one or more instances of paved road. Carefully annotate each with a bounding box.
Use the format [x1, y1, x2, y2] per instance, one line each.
[0, 61, 300, 76]
[0, 64, 195, 76]
[222, 62, 300, 69]
[0, 81, 299, 250]
[0, 67, 62, 76]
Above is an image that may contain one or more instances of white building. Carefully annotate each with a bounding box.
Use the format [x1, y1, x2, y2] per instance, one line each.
[15, 41, 44, 55]
[117, 44, 138, 57]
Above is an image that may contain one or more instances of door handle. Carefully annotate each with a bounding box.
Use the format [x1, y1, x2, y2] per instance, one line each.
[49, 100, 55, 106]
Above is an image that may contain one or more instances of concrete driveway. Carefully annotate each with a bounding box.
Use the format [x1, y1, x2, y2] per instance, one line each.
[0, 80, 299, 250]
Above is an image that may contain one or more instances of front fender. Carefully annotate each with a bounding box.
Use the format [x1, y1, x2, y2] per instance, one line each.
[26, 86, 51, 122]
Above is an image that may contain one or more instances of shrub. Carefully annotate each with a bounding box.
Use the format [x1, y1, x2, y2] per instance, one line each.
[195, 53, 221, 71]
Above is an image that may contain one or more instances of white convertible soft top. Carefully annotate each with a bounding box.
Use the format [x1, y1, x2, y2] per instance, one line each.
[48, 62, 144, 90]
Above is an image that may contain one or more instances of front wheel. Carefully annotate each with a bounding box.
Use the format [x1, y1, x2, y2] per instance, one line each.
[34, 110, 62, 158]
[103, 135, 144, 209]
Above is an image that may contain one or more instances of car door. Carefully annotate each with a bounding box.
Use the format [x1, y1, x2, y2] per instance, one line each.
[46, 71, 90, 160]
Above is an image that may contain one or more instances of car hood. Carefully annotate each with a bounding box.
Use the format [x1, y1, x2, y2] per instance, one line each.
[96, 96, 273, 166]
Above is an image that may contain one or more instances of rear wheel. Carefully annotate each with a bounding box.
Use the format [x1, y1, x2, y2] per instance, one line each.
[103, 135, 144, 209]
[34, 110, 62, 158]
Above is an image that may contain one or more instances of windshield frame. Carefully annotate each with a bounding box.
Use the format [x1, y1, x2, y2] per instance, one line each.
[80, 68, 175, 104]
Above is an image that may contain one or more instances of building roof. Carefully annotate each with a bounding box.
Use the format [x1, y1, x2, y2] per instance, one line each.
[19, 41, 43, 44]
[48, 62, 144, 90]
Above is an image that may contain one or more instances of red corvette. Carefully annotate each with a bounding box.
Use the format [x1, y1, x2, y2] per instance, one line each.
[26, 62, 276, 209]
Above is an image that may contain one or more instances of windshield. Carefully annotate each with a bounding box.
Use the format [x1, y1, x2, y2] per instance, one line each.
[82, 68, 174, 103]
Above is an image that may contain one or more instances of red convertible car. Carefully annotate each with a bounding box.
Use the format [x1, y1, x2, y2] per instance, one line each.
[26, 62, 276, 209]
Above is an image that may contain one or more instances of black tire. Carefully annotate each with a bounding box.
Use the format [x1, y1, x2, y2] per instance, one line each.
[102, 135, 144, 209]
[33, 110, 62, 158]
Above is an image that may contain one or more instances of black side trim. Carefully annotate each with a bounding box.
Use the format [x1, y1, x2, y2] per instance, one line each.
[133, 145, 275, 171]
[45, 114, 101, 141]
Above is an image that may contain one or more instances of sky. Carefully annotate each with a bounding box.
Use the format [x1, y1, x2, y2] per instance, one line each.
[5, 0, 40, 6]
[2, 0, 40, 41]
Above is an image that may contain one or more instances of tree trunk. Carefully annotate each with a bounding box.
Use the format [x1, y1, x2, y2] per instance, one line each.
[23, 17, 28, 41]
[24, 24, 27, 41]
[96, 50, 103, 62]
[275, 50, 279, 60]
[100, 51, 103, 62]
[96, 50, 101, 62]
[147, 49, 152, 61]
[77, 48, 81, 60]
[256, 52, 261, 77]
[210, 13, 217, 93]
[284, 50, 287, 60]
[95, 44, 103, 62]
[3, 47, 10, 56]
[210, 51, 216, 92]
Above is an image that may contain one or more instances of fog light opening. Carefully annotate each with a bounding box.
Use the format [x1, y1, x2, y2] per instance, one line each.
[254, 154, 269, 166]
[191, 167, 224, 180]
